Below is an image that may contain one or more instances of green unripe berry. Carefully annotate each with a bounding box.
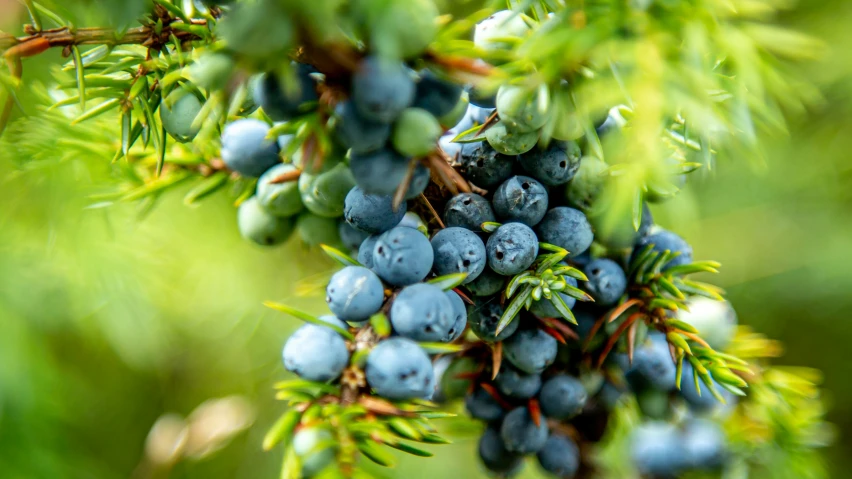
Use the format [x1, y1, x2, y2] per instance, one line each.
[237, 196, 296, 246]
[297, 163, 354, 218]
[160, 91, 203, 143]
[297, 212, 343, 247]
[353, 0, 439, 59]
[485, 122, 539, 155]
[496, 85, 551, 133]
[392, 108, 442, 157]
[187, 53, 235, 91]
[440, 356, 478, 401]
[565, 156, 608, 212]
[257, 163, 303, 217]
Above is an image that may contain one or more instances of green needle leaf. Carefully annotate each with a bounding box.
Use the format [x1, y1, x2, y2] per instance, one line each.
[320, 244, 360, 267]
[70, 98, 121, 125]
[427, 273, 468, 291]
[264, 302, 354, 340]
[549, 292, 578, 325]
[183, 172, 229, 206]
[369, 312, 391, 338]
[263, 409, 302, 451]
[357, 440, 396, 467]
[496, 285, 533, 335]
[417, 342, 466, 354]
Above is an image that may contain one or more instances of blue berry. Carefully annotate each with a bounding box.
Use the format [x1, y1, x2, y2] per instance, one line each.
[503, 328, 558, 374]
[257, 164, 304, 217]
[160, 92, 202, 142]
[326, 266, 384, 322]
[372, 226, 433, 286]
[221, 119, 280, 178]
[365, 338, 434, 400]
[478, 427, 525, 475]
[253, 65, 317, 121]
[438, 132, 464, 161]
[430, 227, 487, 284]
[282, 320, 349, 382]
[339, 221, 371, 252]
[682, 419, 728, 470]
[443, 193, 496, 232]
[495, 364, 542, 399]
[332, 100, 391, 154]
[390, 283, 455, 341]
[396, 211, 427, 231]
[357, 235, 379, 269]
[465, 386, 505, 422]
[352, 56, 415, 124]
[583, 258, 627, 307]
[539, 374, 588, 420]
[486, 223, 539, 275]
[529, 277, 578, 318]
[413, 71, 463, 118]
[630, 422, 687, 478]
[465, 267, 505, 297]
[349, 148, 412, 195]
[500, 407, 549, 454]
[405, 162, 431, 199]
[634, 230, 693, 270]
[292, 428, 335, 477]
[518, 141, 582, 186]
[492, 176, 549, 227]
[445, 290, 467, 342]
[343, 187, 406, 234]
[534, 207, 593, 257]
[627, 333, 677, 391]
[459, 141, 514, 188]
[238, 196, 295, 246]
[536, 434, 580, 478]
[468, 298, 518, 342]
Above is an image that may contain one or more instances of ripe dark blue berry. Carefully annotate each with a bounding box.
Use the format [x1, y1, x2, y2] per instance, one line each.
[478, 426, 525, 475]
[343, 187, 406, 234]
[539, 374, 588, 420]
[445, 290, 468, 342]
[492, 176, 549, 227]
[503, 328, 558, 374]
[630, 422, 687, 478]
[372, 226, 433, 286]
[413, 71, 464, 119]
[627, 333, 677, 391]
[534, 207, 593, 258]
[458, 141, 514, 188]
[282, 317, 349, 382]
[365, 337, 434, 400]
[465, 267, 505, 297]
[468, 298, 518, 342]
[332, 100, 391, 154]
[583, 258, 627, 307]
[349, 148, 413, 196]
[352, 56, 415, 124]
[390, 283, 455, 341]
[292, 428, 335, 477]
[221, 119, 281, 178]
[486, 223, 539, 276]
[357, 235, 379, 269]
[430, 227, 487, 283]
[518, 140, 582, 186]
[443, 193, 496, 232]
[536, 434, 580, 478]
[683, 419, 728, 471]
[326, 266, 385, 322]
[495, 364, 542, 399]
[500, 406, 549, 454]
[465, 386, 506, 422]
[253, 65, 317, 121]
[338, 221, 371, 252]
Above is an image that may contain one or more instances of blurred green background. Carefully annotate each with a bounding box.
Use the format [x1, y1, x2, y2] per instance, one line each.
[2, 1, 851, 478]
